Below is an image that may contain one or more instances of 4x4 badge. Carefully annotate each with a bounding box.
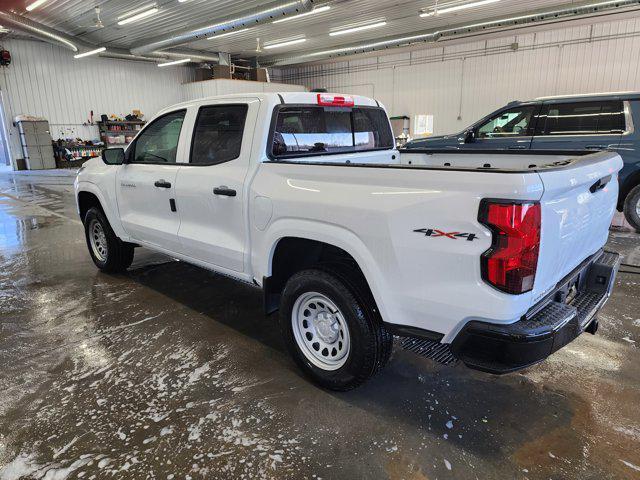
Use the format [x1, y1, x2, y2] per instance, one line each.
[414, 228, 478, 242]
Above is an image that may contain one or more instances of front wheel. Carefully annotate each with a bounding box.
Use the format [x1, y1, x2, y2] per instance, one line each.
[279, 269, 392, 391]
[623, 185, 640, 232]
[84, 207, 134, 273]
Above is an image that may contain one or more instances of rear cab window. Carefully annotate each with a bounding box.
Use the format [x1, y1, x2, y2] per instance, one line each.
[270, 105, 394, 159]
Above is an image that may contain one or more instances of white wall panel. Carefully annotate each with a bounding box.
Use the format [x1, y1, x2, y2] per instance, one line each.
[0, 38, 194, 167]
[0, 39, 306, 168]
[179, 78, 306, 102]
[277, 16, 640, 137]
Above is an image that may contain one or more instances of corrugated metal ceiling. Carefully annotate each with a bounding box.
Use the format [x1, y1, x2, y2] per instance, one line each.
[11, 0, 639, 62]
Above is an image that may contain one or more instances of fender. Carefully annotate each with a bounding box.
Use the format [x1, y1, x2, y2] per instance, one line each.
[255, 218, 393, 324]
[75, 180, 131, 241]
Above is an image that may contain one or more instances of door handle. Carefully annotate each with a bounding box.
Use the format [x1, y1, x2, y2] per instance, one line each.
[586, 145, 606, 151]
[590, 175, 612, 193]
[154, 179, 172, 188]
[508, 145, 527, 150]
[213, 186, 237, 197]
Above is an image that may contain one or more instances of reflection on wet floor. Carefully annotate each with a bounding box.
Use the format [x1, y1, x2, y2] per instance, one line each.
[0, 172, 639, 480]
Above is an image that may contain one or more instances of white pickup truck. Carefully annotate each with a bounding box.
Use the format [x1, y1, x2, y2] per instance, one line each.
[75, 92, 622, 390]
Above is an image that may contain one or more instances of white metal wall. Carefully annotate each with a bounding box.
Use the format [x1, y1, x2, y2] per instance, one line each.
[275, 16, 640, 136]
[0, 38, 193, 167]
[179, 78, 306, 101]
[0, 39, 307, 168]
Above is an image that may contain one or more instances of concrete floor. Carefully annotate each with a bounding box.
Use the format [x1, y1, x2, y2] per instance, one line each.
[0, 172, 639, 480]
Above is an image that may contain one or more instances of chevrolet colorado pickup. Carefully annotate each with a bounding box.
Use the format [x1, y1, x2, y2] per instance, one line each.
[75, 92, 622, 390]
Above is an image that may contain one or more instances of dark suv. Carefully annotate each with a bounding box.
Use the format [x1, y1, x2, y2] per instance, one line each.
[405, 92, 640, 231]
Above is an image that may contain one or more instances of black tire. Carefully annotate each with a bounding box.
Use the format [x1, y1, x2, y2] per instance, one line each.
[83, 207, 134, 273]
[279, 268, 393, 391]
[623, 185, 640, 233]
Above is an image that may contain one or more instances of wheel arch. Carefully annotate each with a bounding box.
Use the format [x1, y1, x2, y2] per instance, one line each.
[619, 169, 640, 211]
[260, 224, 390, 323]
[75, 181, 128, 240]
[77, 190, 104, 221]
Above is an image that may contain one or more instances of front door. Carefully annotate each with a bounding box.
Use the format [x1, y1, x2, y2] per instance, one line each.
[116, 109, 187, 252]
[464, 104, 538, 150]
[175, 100, 258, 273]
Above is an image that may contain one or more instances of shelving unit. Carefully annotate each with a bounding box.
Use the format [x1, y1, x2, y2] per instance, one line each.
[97, 120, 145, 147]
[68, 145, 102, 159]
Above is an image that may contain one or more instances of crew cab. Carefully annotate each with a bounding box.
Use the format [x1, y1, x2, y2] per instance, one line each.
[75, 92, 622, 390]
[405, 92, 640, 232]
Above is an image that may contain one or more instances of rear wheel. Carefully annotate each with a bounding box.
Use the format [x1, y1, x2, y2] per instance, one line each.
[84, 207, 134, 272]
[279, 268, 392, 391]
[623, 185, 640, 232]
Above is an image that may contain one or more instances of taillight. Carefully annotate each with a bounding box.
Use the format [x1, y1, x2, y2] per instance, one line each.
[479, 200, 541, 295]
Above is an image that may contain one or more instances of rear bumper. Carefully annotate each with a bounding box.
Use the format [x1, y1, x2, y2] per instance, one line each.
[450, 250, 620, 374]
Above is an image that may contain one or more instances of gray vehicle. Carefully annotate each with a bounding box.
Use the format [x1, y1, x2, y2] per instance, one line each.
[405, 92, 640, 231]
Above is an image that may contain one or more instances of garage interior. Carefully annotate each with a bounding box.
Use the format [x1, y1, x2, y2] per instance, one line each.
[0, 0, 640, 479]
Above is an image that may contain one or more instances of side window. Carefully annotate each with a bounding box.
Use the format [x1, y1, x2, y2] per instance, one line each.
[596, 101, 625, 134]
[538, 101, 625, 136]
[477, 106, 536, 139]
[190, 105, 248, 165]
[132, 110, 185, 164]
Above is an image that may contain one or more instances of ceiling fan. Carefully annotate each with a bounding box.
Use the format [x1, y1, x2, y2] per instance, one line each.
[79, 7, 104, 30]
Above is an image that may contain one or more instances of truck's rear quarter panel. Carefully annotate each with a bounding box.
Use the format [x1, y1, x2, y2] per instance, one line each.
[251, 162, 545, 339]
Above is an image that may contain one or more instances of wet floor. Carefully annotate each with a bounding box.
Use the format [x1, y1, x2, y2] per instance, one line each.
[0, 171, 639, 480]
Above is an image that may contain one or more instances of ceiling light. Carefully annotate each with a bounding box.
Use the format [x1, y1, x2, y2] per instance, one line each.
[264, 38, 307, 49]
[158, 58, 191, 67]
[330, 21, 387, 36]
[26, 0, 48, 11]
[117, 7, 159, 25]
[273, 5, 331, 24]
[420, 0, 501, 17]
[207, 28, 251, 40]
[74, 47, 106, 59]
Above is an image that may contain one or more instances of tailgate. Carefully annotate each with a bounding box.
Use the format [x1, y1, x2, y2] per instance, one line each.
[532, 151, 623, 302]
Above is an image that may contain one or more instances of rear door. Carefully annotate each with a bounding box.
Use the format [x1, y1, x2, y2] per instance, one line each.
[174, 99, 258, 273]
[116, 109, 187, 252]
[531, 100, 624, 152]
[464, 104, 538, 150]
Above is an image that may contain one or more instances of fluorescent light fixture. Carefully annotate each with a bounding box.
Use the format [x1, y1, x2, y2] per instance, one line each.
[207, 28, 250, 40]
[273, 5, 331, 24]
[264, 38, 307, 49]
[329, 21, 387, 36]
[420, 0, 501, 17]
[74, 47, 106, 59]
[117, 7, 159, 25]
[26, 0, 48, 11]
[158, 58, 191, 67]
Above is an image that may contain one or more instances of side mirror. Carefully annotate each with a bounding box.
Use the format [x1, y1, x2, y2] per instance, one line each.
[102, 148, 125, 165]
[464, 129, 476, 143]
